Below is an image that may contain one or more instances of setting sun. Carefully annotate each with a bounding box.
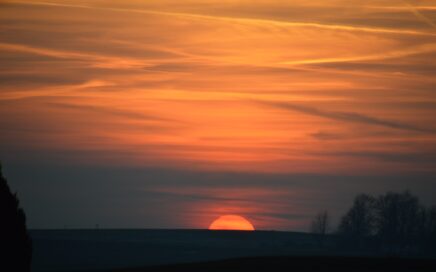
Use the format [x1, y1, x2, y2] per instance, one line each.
[209, 215, 255, 231]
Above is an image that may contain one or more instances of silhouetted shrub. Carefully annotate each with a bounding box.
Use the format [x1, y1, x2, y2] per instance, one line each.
[0, 163, 32, 271]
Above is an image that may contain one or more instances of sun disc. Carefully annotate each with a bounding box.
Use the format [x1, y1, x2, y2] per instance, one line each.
[208, 215, 255, 231]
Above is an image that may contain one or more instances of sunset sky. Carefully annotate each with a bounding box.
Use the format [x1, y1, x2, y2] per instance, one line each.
[1, 0, 436, 230]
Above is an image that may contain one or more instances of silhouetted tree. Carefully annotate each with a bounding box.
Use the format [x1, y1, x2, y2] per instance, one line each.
[0, 163, 32, 271]
[338, 194, 375, 250]
[424, 206, 436, 252]
[337, 191, 436, 255]
[311, 210, 330, 248]
[374, 191, 420, 254]
[417, 206, 436, 253]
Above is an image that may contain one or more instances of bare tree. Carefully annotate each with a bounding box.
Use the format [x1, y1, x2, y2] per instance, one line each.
[417, 206, 436, 252]
[338, 194, 375, 250]
[375, 191, 421, 253]
[424, 206, 436, 252]
[339, 194, 375, 237]
[337, 191, 436, 254]
[311, 210, 330, 247]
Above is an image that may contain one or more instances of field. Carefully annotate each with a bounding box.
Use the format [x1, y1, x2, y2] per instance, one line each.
[109, 256, 436, 272]
[30, 229, 435, 271]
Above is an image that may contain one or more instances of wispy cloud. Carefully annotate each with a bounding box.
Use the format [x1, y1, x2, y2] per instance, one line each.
[10, 0, 436, 36]
[47, 102, 170, 122]
[402, 0, 436, 29]
[0, 42, 151, 69]
[1, 0, 436, 174]
[263, 101, 434, 133]
[317, 150, 436, 165]
[279, 43, 436, 66]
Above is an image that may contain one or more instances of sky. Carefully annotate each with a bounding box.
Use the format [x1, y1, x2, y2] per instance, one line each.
[1, 0, 436, 231]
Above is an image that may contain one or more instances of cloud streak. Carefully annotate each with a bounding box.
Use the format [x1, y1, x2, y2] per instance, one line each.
[402, 0, 436, 29]
[47, 102, 170, 122]
[0, 42, 151, 69]
[10, 0, 436, 36]
[263, 101, 434, 133]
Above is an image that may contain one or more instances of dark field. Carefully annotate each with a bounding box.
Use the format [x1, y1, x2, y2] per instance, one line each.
[108, 256, 436, 272]
[31, 229, 435, 272]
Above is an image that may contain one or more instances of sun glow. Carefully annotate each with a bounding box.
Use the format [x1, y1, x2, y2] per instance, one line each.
[208, 215, 255, 231]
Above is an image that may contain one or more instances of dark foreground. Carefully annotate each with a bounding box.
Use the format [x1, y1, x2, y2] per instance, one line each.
[103, 256, 436, 272]
[31, 229, 436, 271]
[31, 229, 325, 271]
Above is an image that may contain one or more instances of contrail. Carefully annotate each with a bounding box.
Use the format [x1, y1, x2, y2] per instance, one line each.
[262, 101, 434, 134]
[402, 0, 436, 29]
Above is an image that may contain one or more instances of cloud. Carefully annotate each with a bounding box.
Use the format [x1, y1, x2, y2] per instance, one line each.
[310, 131, 347, 140]
[279, 43, 436, 66]
[1, 0, 436, 176]
[9, 1, 436, 36]
[402, 0, 436, 29]
[263, 101, 434, 133]
[47, 102, 170, 122]
[312, 53, 436, 76]
[317, 150, 436, 165]
[5, 162, 436, 229]
[0, 42, 150, 69]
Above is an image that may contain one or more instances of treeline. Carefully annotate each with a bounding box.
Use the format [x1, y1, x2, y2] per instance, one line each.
[312, 191, 436, 256]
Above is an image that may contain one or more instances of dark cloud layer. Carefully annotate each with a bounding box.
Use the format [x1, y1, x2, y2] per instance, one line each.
[3, 162, 436, 230]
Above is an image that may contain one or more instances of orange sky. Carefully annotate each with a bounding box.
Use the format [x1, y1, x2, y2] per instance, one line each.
[1, 0, 436, 174]
[1, 0, 436, 230]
